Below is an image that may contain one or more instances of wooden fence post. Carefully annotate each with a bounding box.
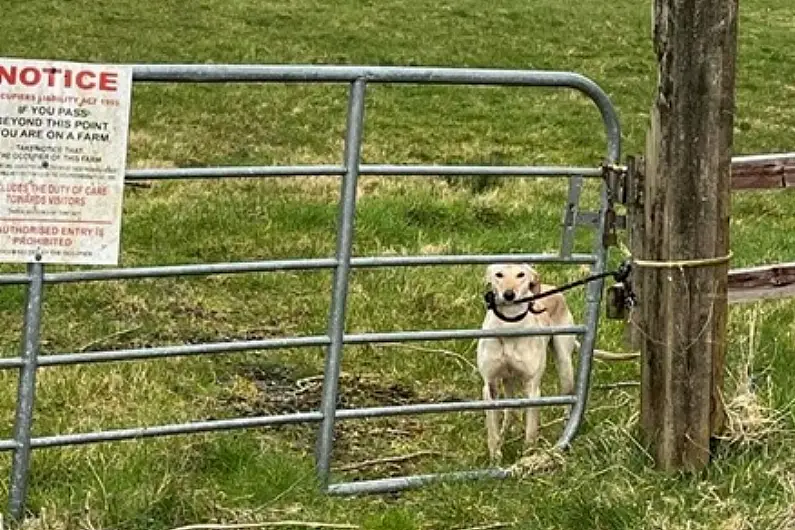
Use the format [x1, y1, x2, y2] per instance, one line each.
[635, 0, 738, 471]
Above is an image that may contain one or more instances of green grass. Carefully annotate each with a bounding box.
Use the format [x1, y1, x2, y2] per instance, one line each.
[1, 0, 795, 529]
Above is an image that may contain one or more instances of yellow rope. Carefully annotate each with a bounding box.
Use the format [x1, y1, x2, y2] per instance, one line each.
[617, 241, 732, 269]
[633, 251, 733, 269]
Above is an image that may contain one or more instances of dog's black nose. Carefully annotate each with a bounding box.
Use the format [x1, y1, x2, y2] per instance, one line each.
[503, 289, 515, 301]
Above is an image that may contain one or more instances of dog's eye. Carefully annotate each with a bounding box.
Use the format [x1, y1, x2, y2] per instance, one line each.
[517, 272, 526, 278]
[495, 272, 503, 278]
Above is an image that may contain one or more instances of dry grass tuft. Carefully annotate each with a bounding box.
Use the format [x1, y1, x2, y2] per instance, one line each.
[128, 158, 178, 169]
[721, 387, 782, 447]
[509, 446, 566, 478]
[720, 306, 784, 447]
[16, 507, 70, 530]
[717, 514, 753, 530]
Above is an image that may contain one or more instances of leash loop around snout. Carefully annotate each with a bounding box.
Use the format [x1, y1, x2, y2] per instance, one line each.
[483, 291, 546, 323]
[484, 258, 633, 323]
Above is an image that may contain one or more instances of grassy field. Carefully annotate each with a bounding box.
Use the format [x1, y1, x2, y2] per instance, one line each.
[1, 0, 795, 528]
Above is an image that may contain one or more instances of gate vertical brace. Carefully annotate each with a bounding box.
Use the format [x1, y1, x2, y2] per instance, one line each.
[8, 263, 45, 520]
[555, 79, 621, 447]
[316, 79, 367, 488]
[556, 175, 612, 448]
[559, 175, 584, 259]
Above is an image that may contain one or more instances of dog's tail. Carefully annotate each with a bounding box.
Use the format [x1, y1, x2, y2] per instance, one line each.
[574, 340, 640, 361]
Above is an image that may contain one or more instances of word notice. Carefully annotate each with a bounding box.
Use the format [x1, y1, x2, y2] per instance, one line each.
[0, 58, 132, 265]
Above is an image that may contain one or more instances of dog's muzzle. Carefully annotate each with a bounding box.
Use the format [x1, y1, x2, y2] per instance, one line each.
[483, 290, 546, 323]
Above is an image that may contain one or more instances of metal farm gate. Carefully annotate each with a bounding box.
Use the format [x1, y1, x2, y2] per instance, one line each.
[0, 65, 621, 519]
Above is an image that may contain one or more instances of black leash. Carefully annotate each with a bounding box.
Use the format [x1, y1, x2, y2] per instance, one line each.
[484, 259, 633, 323]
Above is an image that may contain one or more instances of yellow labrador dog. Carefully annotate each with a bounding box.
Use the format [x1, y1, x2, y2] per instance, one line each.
[477, 263, 576, 464]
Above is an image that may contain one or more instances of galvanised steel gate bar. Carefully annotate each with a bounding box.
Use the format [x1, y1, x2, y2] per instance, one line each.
[317, 78, 367, 486]
[7, 263, 44, 518]
[0, 65, 621, 519]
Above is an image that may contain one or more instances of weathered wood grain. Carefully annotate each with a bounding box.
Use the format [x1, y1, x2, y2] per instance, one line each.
[637, 0, 738, 471]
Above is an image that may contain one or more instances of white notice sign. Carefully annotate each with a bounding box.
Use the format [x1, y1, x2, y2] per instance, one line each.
[0, 58, 132, 265]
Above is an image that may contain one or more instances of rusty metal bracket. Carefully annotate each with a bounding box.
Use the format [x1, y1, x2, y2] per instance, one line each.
[603, 161, 629, 205]
[622, 156, 644, 208]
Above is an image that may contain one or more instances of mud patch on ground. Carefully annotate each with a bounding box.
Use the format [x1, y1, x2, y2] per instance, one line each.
[217, 361, 455, 476]
[228, 361, 416, 412]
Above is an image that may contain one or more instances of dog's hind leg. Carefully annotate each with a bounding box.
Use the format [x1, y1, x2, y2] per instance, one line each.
[552, 334, 576, 421]
[483, 381, 503, 464]
[522, 374, 543, 451]
[552, 334, 576, 396]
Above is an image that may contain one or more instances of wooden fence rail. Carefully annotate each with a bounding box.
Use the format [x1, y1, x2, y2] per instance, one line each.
[724, 153, 795, 303]
[729, 263, 795, 303]
[731, 153, 795, 190]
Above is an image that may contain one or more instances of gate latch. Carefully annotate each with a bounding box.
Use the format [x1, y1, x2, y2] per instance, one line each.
[606, 283, 630, 320]
[606, 259, 636, 320]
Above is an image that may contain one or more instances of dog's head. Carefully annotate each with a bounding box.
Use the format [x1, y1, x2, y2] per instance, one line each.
[485, 263, 541, 305]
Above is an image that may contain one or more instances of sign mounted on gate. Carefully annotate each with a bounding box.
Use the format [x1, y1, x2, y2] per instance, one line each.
[0, 58, 132, 265]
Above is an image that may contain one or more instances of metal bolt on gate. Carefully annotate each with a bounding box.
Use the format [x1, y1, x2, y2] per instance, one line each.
[0, 65, 621, 518]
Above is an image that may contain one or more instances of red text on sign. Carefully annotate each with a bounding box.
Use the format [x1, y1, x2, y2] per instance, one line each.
[0, 66, 119, 92]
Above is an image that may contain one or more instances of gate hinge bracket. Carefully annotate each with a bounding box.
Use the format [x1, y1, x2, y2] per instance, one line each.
[602, 162, 629, 205]
[600, 162, 629, 247]
[614, 156, 645, 207]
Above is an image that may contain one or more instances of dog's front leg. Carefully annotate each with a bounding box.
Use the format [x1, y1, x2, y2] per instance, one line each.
[522, 375, 543, 451]
[483, 381, 503, 464]
[500, 379, 516, 438]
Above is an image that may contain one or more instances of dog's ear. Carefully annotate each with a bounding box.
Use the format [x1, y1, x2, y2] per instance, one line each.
[524, 264, 542, 295]
[484, 264, 497, 287]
